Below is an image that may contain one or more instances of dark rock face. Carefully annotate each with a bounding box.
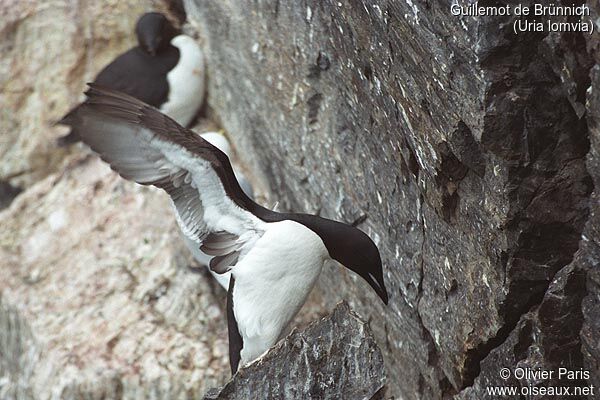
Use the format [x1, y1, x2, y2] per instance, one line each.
[455, 3, 600, 397]
[203, 303, 385, 400]
[581, 0, 600, 393]
[187, 0, 598, 398]
[455, 264, 589, 399]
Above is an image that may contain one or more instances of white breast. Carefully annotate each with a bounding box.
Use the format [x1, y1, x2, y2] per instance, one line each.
[160, 35, 205, 127]
[231, 220, 329, 366]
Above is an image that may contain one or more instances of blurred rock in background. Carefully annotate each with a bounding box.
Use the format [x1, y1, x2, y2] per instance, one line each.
[0, 179, 22, 210]
[0, 0, 189, 193]
[0, 0, 226, 398]
[0, 155, 231, 398]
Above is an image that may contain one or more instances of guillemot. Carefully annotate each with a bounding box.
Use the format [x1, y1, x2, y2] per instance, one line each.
[185, 132, 255, 289]
[57, 12, 204, 146]
[61, 84, 389, 374]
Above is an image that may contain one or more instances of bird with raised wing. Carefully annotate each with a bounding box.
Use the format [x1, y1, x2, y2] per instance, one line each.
[61, 84, 389, 374]
[57, 12, 204, 146]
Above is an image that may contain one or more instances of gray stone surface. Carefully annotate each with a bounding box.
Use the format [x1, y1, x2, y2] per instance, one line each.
[203, 302, 385, 400]
[187, 1, 598, 398]
[455, 264, 589, 399]
[581, 0, 600, 393]
[457, 4, 600, 398]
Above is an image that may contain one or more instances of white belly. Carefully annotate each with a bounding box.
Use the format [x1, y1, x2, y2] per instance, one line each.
[231, 220, 328, 366]
[160, 35, 205, 127]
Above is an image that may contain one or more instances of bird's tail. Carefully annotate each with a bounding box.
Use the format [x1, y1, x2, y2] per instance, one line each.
[56, 130, 81, 147]
[55, 107, 81, 147]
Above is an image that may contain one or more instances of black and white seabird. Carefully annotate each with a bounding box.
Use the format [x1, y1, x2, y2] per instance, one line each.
[61, 85, 389, 374]
[57, 12, 204, 146]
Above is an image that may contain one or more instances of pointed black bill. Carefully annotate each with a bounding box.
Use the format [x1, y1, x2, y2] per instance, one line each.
[363, 272, 389, 305]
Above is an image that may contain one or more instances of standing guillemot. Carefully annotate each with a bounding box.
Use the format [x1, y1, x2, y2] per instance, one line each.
[57, 12, 204, 146]
[185, 132, 255, 290]
[61, 84, 389, 374]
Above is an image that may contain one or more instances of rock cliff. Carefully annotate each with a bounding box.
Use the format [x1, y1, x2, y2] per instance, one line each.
[204, 303, 385, 400]
[187, 0, 599, 398]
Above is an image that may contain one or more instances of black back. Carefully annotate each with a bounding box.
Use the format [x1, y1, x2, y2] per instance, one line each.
[95, 46, 179, 108]
[57, 12, 180, 146]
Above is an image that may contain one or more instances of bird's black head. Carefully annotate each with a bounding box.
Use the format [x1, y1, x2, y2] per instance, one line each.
[333, 224, 389, 305]
[287, 214, 389, 305]
[135, 12, 179, 56]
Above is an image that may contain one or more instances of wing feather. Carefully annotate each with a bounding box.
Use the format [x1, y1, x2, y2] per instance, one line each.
[61, 84, 265, 261]
[210, 252, 241, 274]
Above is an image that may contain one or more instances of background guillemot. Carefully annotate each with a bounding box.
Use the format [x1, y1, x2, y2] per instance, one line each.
[61, 84, 389, 375]
[57, 12, 204, 146]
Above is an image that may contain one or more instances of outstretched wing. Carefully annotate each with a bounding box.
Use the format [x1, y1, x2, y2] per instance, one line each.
[61, 84, 264, 268]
